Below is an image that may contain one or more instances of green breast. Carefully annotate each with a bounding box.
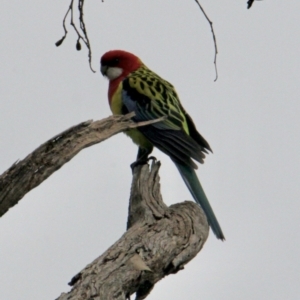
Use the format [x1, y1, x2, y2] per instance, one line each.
[124, 128, 153, 149]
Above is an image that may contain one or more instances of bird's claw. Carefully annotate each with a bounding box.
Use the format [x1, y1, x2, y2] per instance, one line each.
[130, 159, 147, 171]
[147, 156, 157, 163]
[130, 156, 157, 171]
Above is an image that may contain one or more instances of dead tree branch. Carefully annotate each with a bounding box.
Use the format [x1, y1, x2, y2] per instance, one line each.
[56, 161, 209, 300]
[1, 115, 209, 299]
[0, 113, 165, 218]
[194, 0, 219, 81]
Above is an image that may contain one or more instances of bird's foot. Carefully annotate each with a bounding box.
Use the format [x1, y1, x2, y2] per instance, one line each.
[147, 156, 157, 164]
[130, 156, 157, 171]
[130, 159, 147, 170]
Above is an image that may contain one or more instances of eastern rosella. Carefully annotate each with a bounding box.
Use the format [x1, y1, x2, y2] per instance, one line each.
[100, 50, 225, 240]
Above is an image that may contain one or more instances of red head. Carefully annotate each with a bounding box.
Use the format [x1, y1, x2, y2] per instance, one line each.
[100, 50, 142, 82]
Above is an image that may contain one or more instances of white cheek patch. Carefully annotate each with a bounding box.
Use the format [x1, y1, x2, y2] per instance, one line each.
[106, 67, 123, 80]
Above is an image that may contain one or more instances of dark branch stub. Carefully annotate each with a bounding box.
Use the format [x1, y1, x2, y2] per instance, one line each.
[194, 0, 218, 82]
[247, 0, 263, 9]
[247, 0, 255, 9]
[55, 0, 95, 73]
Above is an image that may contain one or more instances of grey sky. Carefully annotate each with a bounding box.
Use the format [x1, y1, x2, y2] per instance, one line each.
[1, 0, 299, 299]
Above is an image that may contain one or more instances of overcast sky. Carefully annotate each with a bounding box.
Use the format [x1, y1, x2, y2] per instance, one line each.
[1, 1, 300, 299]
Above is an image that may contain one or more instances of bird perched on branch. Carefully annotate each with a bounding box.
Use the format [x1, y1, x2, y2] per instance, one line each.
[100, 50, 225, 240]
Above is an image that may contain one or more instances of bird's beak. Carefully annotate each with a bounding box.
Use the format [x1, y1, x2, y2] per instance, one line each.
[100, 65, 108, 76]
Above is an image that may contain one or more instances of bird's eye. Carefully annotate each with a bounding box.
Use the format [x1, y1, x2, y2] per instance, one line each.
[110, 58, 120, 67]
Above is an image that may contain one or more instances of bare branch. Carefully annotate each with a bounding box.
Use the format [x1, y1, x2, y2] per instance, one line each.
[0, 113, 165, 218]
[78, 0, 94, 72]
[56, 161, 209, 300]
[1, 112, 207, 299]
[55, 0, 96, 73]
[56, 0, 221, 79]
[194, 0, 218, 81]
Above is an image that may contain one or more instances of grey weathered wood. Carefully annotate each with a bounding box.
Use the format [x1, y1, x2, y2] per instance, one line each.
[0, 114, 209, 299]
[0, 113, 164, 217]
[56, 161, 209, 300]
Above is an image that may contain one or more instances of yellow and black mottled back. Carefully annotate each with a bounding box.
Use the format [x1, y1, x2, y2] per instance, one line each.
[121, 65, 212, 168]
[123, 65, 190, 133]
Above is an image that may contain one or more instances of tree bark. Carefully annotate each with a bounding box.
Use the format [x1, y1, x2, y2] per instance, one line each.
[0, 114, 209, 299]
[0, 113, 164, 217]
[56, 161, 209, 300]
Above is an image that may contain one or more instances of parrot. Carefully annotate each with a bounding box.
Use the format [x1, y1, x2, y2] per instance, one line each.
[100, 50, 225, 241]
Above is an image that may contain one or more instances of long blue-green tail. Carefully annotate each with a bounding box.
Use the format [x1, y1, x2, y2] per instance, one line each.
[175, 162, 225, 240]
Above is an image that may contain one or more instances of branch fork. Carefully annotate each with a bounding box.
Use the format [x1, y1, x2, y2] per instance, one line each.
[57, 161, 208, 300]
[0, 114, 209, 300]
